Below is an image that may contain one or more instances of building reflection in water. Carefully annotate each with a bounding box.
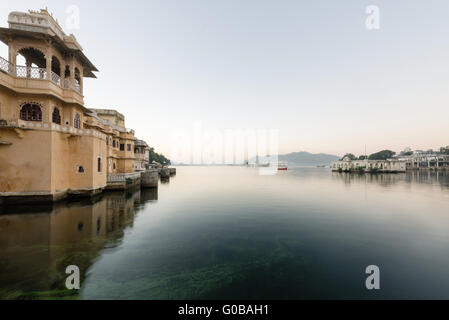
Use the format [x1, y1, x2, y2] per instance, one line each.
[0, 188, 158, 299]
[331, 170, 449, 189]
[160, 177, 170, 184]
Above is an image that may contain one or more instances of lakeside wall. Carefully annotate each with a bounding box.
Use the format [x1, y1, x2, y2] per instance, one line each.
[331, 160, 406, 173]
[0, 168, 171, 205]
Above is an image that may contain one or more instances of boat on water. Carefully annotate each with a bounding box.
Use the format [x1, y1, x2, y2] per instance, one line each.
[278, 162, 288, 170]
[246, 161, 287, 170]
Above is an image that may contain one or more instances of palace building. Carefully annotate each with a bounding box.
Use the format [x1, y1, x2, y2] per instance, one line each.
[134, 138, 150, 172]
[0, 9, 149, 204]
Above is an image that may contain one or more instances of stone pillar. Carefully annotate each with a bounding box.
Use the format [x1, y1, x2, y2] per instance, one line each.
[8, 44, 17, 65]
[26, 59, 32, 78]
[159, 168, 170, 179]
[70, 55, 76, 84]
[79, 67, 84, 94]
[45, 55, 51, 80]
[141, 169, 159, 188]
[65, 54, 75, 90]
[8, 44, 17, 76]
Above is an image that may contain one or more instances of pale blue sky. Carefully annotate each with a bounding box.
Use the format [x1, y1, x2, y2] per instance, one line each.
[1, 1, 448, 156]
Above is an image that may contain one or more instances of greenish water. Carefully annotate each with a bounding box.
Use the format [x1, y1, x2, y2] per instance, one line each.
[1, 167, 449, 299]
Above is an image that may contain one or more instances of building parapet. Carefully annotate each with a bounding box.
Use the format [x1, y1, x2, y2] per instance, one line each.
[8, 10, 70, 46]
[107, 172, 141, 183]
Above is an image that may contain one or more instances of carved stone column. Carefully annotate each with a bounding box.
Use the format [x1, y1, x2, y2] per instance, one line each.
[26, 59, 32, 78]
[69, 54, 76, 89]
[79, 67, 84, 94]
[8, 41, 17, 74]
[45, 54, 52, 81]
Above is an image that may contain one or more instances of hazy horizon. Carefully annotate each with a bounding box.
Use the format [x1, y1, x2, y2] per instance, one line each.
[1, 0, 448, 158]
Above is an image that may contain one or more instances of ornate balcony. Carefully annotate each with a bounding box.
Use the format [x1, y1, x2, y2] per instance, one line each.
[0, 56, 14, 74]
[0, 56, 81, 94]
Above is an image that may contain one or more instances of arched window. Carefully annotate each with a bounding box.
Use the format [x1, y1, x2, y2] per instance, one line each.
[97, 157, 102, 172]
[74, 113, 81, 129]
[20, 103, 42, 121]
[52, 107, 61, 124]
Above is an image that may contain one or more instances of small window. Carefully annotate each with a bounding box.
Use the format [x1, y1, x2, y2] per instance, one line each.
[52, 107, 61, 124]
[97, 157, 102, 172]
[127, 144, 131, 151]
[113, 162, 116, 169]
[120, 144, 125, 151]
[74, 113, 81, 129]
[78, 166, 84, 173]
[112, 140, 116, 148]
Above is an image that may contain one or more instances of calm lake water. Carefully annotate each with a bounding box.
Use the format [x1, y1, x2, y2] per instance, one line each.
[1, 166, 449, 299]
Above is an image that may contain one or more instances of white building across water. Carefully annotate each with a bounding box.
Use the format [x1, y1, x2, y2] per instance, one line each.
[393, 152, 449, 170]
[332, 157, 406, 173]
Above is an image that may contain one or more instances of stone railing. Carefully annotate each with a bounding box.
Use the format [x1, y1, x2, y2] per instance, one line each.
[0, 55, 81, 94]
[51, 71, 61, 86]
[107, 172, 141, 183]
[63, 78, 81, 93]
[0, 56, 14, 74]
[134, 152, 146, 160]
[16, 65, 47, 80]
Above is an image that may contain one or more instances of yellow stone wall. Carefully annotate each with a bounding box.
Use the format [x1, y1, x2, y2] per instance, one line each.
[0, 87, 108, 195]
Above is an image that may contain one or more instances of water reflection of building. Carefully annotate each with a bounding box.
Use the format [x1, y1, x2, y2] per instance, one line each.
[332, 170, 449, 189]
[0, 188, 158, 299]
[331, 171, 405, 186]
[404, 169, 449, 188]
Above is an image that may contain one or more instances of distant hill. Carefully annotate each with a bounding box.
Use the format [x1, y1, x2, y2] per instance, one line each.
[173, 151, 340, 166]
[278, 151, 339, 166]
[249, 151, 339, 166]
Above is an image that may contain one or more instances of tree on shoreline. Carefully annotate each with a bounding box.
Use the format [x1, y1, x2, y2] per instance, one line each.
[149, 147, 171, 165]
[368, 150, 395, 160]
[440, 146, 449, 155]
[340, 153, 356, 161]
